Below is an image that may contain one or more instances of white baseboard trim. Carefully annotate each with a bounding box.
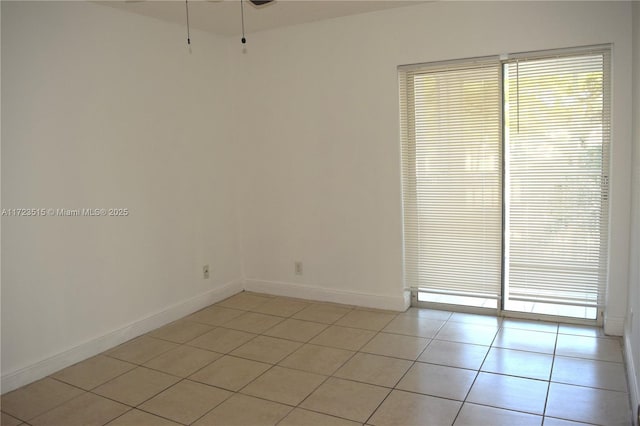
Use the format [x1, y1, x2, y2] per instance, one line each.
[625, 332, 640, 426]
[604, 315, 625, 336]
[244, 279, 407, 312]
[1, 279, 243, 394]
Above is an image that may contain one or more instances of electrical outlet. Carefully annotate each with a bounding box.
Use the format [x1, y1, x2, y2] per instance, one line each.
[203, 264, 210, 279]
[294, 261, 303, 276]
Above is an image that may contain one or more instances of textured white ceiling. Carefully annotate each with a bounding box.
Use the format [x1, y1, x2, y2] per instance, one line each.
[102, 0, 422, 37]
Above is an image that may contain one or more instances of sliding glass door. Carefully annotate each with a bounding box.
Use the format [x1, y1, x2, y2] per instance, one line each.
[400, 61, 503, 309]
[400, 47, 610, 321]
[503, 53, 610, 320]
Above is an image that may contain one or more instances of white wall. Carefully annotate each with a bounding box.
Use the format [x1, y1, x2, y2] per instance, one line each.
[626, 1, 640, 422]
[238, 1, 634, 326]
[1, 1, 241, 391]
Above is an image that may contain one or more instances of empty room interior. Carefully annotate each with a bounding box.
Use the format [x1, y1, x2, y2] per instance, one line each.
[1, 0, 640, 425]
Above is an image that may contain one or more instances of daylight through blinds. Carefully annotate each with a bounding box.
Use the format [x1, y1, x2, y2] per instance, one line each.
[504, 52, 610, 316]
[400, 47, 610, 319]
[399, 60, 503, 301]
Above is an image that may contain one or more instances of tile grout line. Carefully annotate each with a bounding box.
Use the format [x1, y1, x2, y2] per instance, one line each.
[32, 363, 180, 425]
[189, 299, 360, 424]
[361, 313, 455, 425]
[41, 375, 189, 426]
[148, 296, 303, 425]
[191, 302, 378, 425]
[446, 315, 499, 426]
[105, 296, 294, 424]
[331, 315, 400, 425]
[542, 329, 560, 422]
[292, 313, 398, 423]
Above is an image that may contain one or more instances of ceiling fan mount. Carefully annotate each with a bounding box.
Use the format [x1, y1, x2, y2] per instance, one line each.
[184, 0, 276, 47]
[240, 0, 275, 44]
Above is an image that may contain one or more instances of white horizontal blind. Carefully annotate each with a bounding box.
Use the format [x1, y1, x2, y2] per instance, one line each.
[399, 61, 502, 300]
[504, 51, 610, 314]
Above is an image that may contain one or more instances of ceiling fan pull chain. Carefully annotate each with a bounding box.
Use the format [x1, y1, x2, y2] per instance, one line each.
[185, 0, 191, 45]
[240, 0, 247, 44]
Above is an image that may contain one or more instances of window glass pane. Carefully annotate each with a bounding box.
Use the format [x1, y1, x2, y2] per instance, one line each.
[400, 62, 502, 304]
[504, 53, 609, 320]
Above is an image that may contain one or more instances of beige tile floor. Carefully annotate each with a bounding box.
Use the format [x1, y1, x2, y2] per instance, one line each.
[1, 292, 633, 426]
